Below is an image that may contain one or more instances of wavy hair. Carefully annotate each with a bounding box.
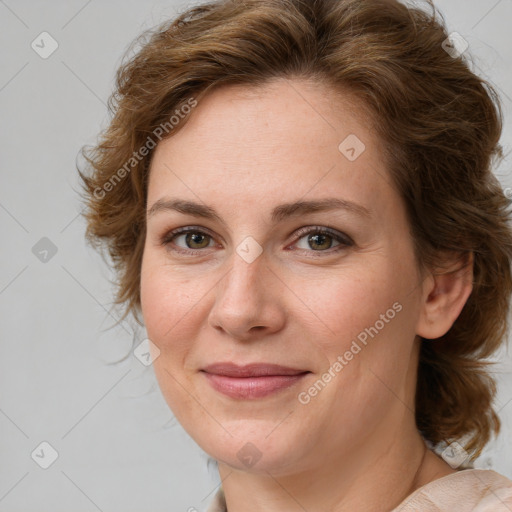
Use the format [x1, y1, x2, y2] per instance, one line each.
[78, 0, 512, 458]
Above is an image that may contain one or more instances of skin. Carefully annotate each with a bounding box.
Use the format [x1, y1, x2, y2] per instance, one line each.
[140, 78, 473, 511]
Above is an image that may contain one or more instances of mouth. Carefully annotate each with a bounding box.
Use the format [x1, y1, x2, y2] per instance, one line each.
[200, 362, 311, 399]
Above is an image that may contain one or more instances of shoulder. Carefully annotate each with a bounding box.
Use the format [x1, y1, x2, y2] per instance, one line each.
[470, 470, 512, 512]
[207, 471, 512, 512]
[393, 469, 512, 512]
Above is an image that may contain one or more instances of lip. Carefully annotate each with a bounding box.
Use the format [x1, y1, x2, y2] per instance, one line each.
[202, 362, 308, 377]
[201, 363, 310, 399]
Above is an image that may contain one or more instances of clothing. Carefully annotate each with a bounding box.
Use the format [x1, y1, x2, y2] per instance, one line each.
[205, 469, 512, 511]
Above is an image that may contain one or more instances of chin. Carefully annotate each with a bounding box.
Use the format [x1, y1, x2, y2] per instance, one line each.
[190, 421, 310, 475]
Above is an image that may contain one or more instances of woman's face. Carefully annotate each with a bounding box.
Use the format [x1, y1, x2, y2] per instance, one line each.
[140, 78, 427, 475]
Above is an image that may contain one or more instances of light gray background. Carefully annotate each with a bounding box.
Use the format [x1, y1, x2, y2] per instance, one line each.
[1, 0, 511, 510]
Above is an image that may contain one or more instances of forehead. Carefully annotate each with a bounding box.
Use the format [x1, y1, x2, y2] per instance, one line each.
[154, 78, 376, 153]
[147, 79, 394, 214]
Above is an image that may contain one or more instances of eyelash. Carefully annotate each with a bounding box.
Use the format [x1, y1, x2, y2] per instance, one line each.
[160, 225, 354, 257]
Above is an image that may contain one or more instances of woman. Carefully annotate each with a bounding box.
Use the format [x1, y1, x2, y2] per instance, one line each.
[79, 0, 512, 510]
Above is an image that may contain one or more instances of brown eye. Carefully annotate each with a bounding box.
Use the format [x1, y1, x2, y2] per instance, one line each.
[294, 227, 352, 253]
[184, 232, 211, 249]
[162, 228, 216, 252]
[306, 233, 336, 251]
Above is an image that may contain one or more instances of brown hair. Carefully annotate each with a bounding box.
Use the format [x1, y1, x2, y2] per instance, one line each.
[78, 0, 512, 459]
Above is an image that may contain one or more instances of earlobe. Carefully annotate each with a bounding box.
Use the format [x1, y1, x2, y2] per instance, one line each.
[416, 252, 474, 340]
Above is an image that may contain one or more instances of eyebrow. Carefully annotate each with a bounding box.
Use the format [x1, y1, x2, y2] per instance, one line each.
[147, 197, 371, 223]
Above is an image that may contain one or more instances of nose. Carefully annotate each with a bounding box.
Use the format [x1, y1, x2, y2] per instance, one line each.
[207, 251, 287, 341]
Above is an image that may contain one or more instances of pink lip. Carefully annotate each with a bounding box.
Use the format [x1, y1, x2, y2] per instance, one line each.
[201, 363, 310, 399]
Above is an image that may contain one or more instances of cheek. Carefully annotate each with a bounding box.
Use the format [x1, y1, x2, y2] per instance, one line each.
[309, 267, 399, 345]
[305, 255, 419, 388]
[140, 254, 206, 355]
[140, 255, 207, 415]
[298, 270, 418, 432]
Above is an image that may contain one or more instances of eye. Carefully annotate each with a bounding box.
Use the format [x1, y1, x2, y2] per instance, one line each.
[161, 227, 216, 253]
[178, 232, 213, 249]
[160, 225, 354, 256]
[292, 226, 353, 253]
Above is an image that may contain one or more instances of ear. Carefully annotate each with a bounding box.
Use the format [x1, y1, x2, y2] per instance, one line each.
[416, 252, 473, 340]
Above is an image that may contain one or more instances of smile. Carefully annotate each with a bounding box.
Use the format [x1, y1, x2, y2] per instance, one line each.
[200, 363, 311, 399]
